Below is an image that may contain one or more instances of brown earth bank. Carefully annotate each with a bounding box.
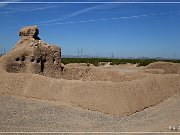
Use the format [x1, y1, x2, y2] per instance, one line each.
[1, 62, 180, 116]
[0, 26, 180, 133]
[1, 60, 180, 133]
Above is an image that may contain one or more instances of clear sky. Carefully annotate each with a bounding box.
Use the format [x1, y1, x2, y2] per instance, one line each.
[0, 0, 180, 58]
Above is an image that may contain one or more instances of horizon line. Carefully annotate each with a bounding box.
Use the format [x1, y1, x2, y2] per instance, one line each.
[1, 2, 180, 4]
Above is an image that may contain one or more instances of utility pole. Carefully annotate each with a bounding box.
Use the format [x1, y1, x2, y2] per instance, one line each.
[173, 51, 176, 59]
[81, 49, 83, 58]
[172, 49, 176, 60]
[78, 49, 80, 58]
[112, 53, 114, 58]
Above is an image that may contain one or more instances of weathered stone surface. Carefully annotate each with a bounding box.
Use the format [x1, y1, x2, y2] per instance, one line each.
[0, 26, 62, 78]
[19, 25, 40, 39]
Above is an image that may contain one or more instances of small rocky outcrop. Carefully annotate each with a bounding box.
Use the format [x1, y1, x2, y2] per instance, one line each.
[0, 26, 62, 78]
[19, 25, 40, 39]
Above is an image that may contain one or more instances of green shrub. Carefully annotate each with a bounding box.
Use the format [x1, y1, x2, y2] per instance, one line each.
[61, 58, 180, 67]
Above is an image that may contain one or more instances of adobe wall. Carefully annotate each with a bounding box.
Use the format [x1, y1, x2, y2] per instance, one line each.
[0, 26, 62, 78]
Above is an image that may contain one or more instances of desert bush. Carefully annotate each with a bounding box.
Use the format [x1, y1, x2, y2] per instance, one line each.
[61, 58, 180, 67]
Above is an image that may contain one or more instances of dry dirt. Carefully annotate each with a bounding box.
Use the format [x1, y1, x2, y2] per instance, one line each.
[1, 26, 180, 134]
[1, 62, 180, 116]
[0, 94, 180, 134]
[0, 60, 180, 134]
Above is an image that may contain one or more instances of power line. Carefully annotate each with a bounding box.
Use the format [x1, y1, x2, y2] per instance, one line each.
[40, 11, 180, 26]
[1, 2, 180, 4]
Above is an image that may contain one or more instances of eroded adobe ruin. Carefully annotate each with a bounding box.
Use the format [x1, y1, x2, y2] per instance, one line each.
[1, 26, 62, 78]
[0, 26, 180, 116]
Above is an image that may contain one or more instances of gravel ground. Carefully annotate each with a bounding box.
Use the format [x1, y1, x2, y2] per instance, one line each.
[0, 94, 180, 134]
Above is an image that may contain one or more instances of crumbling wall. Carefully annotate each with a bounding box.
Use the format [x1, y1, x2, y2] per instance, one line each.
[0, 26, 62, 78]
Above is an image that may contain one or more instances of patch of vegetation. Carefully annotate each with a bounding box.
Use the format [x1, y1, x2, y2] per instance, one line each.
[61, 58, 180, 67]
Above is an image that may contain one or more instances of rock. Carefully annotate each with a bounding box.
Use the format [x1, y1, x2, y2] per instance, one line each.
[19, 25, 40, 40]
[0, 26, 62, 78]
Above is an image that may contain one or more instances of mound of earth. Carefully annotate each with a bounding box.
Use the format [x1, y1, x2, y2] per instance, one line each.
[0, 26, 180, 116]
[145, 61, 180, 74]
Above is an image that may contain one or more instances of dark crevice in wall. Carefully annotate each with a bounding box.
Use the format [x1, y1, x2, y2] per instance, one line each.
[40, 57, 45, 73]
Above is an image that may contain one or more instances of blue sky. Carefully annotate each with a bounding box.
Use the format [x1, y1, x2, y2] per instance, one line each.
[0, 0, 180, 58]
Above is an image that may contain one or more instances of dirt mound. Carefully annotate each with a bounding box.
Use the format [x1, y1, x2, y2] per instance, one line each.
[62, 66, 145, 82]
[140, 69, 165, 74]
[66, 63, 94, 67]
[0, 69, 180, 115]
[145, 62, 180, 74]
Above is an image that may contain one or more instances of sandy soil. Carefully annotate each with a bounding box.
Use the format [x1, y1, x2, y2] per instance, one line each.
[0, 94, 180, 134]
[0, 62, 180, 134]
